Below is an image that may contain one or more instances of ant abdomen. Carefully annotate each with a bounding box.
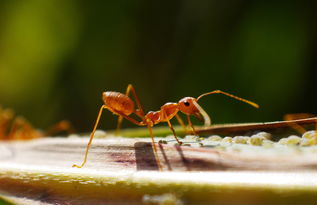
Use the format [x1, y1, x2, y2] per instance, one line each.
[102, 91, 134, 115]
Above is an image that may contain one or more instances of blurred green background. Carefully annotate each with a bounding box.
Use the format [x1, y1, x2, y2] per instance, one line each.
[0, 1, 316, 132]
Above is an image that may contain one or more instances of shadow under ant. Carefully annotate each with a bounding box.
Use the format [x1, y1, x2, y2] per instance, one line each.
[134, 140, 225, 171]
[134, 142, 160, 171]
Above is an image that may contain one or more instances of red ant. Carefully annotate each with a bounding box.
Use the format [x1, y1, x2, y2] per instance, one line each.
[73, 84, 259, 169]
[0, 107, 41, 140]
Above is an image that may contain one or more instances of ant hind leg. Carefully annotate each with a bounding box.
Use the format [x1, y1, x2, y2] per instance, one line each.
[116, 84, 145, 134]
[73, 105, 106, 168]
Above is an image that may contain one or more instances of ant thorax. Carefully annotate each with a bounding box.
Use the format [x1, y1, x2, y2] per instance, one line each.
[160, 103, 179, 121]
[144, 103, 179, 126]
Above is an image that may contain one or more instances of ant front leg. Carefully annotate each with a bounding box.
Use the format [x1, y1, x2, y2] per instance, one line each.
[186, 115, 197, 136]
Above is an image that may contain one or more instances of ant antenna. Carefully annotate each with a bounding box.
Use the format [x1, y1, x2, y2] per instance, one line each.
[197, 90, 259, 108]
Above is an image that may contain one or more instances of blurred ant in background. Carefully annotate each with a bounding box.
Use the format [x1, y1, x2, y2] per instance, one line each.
[0, 106, 74, 140]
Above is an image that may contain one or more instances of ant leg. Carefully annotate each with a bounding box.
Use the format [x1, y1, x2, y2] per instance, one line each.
[120, 113, 163, 171]
[125, 84, 145, 117]
[73, 105, 106, 168]
[165, 119, 182, 144]
[115, 111, 144, 126]
[187, 115, 197, 136]
[146, 123, 162, 171]
[175, 114, 188, 134]
[116, 116, 124, 135]
[115, 111, 165, 170]
[116, 84, 145, 134]
[161, 110, 182, 144]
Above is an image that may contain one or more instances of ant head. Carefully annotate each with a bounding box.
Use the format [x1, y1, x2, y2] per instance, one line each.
[178, 97, 199, 115]
[178, 97, 211, 126]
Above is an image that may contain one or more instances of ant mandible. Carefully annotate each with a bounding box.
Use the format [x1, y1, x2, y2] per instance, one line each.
[73, 84, 259, 168]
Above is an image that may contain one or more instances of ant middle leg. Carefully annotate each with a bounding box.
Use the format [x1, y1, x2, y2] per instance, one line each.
[119, 115, 163, 171]
[186, 114, 197, 136]
[161, 110, 182, 144]
[146, 123, 162, 171]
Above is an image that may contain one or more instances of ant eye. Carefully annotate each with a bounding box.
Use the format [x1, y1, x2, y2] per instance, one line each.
[184, 101, 190, 106]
